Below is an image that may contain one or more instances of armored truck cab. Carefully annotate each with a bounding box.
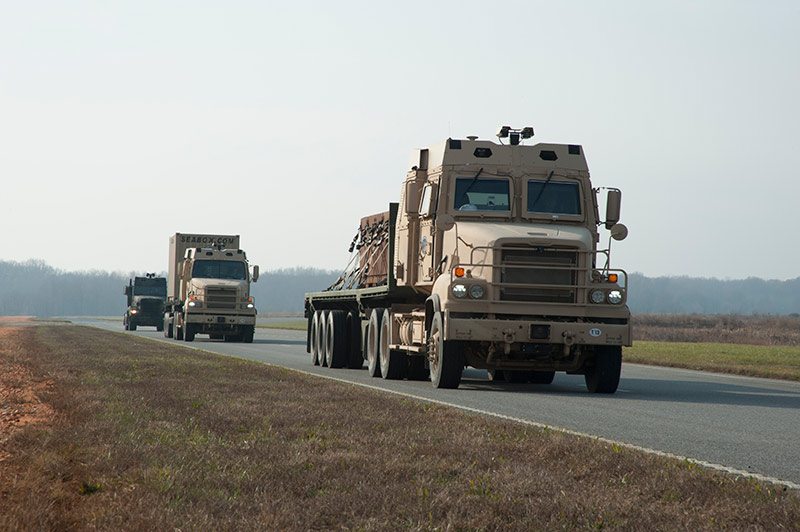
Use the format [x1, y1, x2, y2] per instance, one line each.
[163, 233, 259, 343]
[123, 274, 167, 331]
[305, 127, 630, 393]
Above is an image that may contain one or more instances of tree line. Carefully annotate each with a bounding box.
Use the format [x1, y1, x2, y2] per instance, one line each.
[1, 259, 799, 317]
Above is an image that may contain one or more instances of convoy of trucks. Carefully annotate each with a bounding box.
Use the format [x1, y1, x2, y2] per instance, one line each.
[162, 233, 259, 343]
[304, 127, 630, 393]
[119, 127, 631, 394]
[123, 274, 167, 331]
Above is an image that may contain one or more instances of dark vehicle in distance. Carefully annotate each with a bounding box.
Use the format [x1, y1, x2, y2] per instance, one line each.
[124, 274, 167, 331]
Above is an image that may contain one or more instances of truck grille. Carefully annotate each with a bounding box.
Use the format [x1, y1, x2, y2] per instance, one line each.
[499, 247, 578, 303]
[205, 288, 237, 309]
[139, 299, 162, 312]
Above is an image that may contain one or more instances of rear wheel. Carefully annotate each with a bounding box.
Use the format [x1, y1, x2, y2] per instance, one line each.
[156, 323, 164, 332]
[530, 371, 556, 384]
[317, 311, 328, 367]
[366, 308, 384, 377]
[184, 324, 195, 342]
[345, 312, 363, 369]
[428, 312, 462, 389]
[379, 309, 405, 379]
[585, 346, 622, 394]
[407, 356, 429, 381]
[487, 369, 505, 382]
[325, 310, 347, 368]
[310, 311, 321, 365]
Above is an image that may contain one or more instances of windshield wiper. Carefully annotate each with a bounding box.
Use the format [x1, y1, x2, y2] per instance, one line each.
[530, 170, 555, 211]
[458, 167, 484, 206]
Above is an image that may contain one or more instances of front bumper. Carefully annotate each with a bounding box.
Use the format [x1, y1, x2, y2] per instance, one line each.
[445, 312, 631, 347]
[185, 311, 256, 327]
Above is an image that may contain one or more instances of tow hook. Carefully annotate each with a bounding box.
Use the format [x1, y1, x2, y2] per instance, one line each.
[562, 331, 575, 357]
[503, 328, 515, 355]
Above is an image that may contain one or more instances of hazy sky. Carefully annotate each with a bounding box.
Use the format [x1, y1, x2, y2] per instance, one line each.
[1, 1, 798, 280]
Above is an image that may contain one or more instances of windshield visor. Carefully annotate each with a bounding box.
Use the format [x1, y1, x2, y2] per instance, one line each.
[454, 178, 510, 212]
[527, 180, 581, 216]
[192, 260, 247, 280]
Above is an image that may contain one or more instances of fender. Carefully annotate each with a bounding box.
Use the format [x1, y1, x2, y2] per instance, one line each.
[424, 294, 441, 335]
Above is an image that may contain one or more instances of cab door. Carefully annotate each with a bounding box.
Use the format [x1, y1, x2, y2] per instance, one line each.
[417, 183, 437, 284]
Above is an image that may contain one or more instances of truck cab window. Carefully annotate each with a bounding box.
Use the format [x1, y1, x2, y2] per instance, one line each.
[454, 178, 510, 211]
[527, 180, 581, 215]
[419, 185, 433, 217]
[192, 260, 247, 280]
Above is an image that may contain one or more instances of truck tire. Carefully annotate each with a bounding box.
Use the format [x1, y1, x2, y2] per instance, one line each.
[156, 323, 164, 332]
[379, 309, 406, 379]
[130, 323, 137, 331]
[317, 311, 328, 367]
[242, 325, 254, 343]
[407, 356, 429, 381]
[506, 371, 530, 383]
[345, 312, 363, 369]
[325, 310, 347, 368]
[310, 311, 321, 365]
[428, 312, 463, 389]
[366, 308, 384, 377]
[184, 324, 195, 342]
[487, 369, 505, 382]
[585, 346, 622, 394]
[164, 316, 173, 338]
[176, 325, 184, 341]
[530, 371, 556, 384]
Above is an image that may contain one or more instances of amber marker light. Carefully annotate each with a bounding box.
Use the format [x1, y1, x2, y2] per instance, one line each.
[454, 267, 466, 278]
[608, 274, 618, 283]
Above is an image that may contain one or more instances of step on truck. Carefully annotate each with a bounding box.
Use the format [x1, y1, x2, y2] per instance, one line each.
[163, 233, 260, 343]
[123, 273, 167, 331]
[304, 127, 631, 392]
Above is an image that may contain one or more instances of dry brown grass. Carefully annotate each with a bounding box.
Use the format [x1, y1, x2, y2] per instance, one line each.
[1, 324, 799, 531]
[633, 314, 800, 346]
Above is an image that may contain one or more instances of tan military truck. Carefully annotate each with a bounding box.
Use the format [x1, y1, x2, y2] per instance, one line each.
[163, 233, 259, 343]
[305, 127, 630, 392]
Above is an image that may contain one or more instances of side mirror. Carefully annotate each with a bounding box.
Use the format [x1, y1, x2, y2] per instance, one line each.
[405, 181, 419, 215]
[123, 286, 131, 296]
[605, 189, 621, 229]
[436, 214, 455, 232]
[252, 265, 260, 282]
[610, 223, 628, 241]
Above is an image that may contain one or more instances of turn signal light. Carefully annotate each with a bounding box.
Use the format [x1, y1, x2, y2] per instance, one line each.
[454, 267, 465, 278]
[608, 274, 618, 283]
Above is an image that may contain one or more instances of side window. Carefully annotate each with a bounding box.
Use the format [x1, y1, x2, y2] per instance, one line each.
[419, 184, 434, 217]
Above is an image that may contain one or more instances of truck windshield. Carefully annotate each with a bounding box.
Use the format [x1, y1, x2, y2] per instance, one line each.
[454, 177, 510, 211]
[527, 180, 581, 215]
[133, 285, 166, 297]
[192, 260, 247, 280]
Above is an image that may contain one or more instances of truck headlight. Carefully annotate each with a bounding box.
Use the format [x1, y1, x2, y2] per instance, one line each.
[469, 285, 484, 299]
[590, 290, 605, 304]
[607, 290, 623, 304]
[130, 309, 138, 314]
[241, 303, 255, 309]
[188, 300, 196, 307]
[452, 284, 467, 298]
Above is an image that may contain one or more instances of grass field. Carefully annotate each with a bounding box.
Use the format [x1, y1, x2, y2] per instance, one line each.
[1, 324, 798, 531]
[625, 341, 800, 381]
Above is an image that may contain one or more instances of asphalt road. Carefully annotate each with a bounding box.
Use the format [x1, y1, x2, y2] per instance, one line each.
[77, 319, 800, 488]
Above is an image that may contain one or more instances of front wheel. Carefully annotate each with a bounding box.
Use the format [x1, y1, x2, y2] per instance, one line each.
[427, 312, 462, 389]
[585, 346, 622, 394]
